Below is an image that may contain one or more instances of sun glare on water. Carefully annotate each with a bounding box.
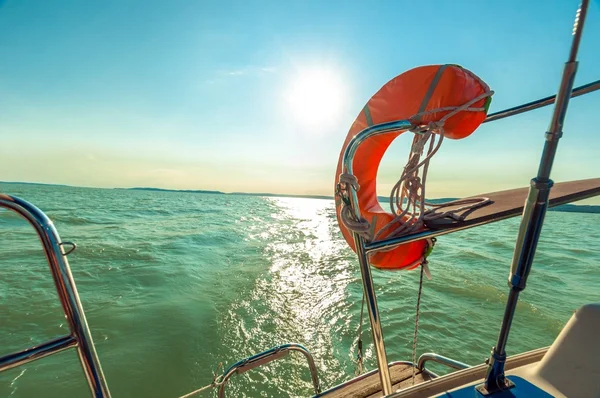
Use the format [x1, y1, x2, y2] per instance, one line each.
[286, 68, 347, 128]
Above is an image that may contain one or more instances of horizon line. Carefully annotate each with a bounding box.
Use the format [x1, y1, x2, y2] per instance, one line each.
[1, 179, 464, 201]
[2, 180, 599, 211]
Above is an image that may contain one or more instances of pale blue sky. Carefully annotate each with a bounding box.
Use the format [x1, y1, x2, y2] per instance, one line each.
[0, 0, 598, 201]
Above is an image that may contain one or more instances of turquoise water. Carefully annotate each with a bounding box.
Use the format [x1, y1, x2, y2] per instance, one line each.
[1, 182, 599, 397]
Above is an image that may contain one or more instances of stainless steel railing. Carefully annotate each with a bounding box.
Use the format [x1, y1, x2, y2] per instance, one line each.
[417, 353, 470, 372]
[216, 343, 320, 397]
[0, 194, 111, 397]
[483, 79, 600, 123]
[341, 119, 414, 395]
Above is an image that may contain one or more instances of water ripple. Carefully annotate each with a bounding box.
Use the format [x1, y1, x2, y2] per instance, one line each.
[1, 183, 598, 397]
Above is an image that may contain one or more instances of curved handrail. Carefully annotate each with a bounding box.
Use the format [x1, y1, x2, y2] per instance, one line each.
[417, 353, 470, 372]
[0, 194, 111, 397]
[217, 343, 320, 397]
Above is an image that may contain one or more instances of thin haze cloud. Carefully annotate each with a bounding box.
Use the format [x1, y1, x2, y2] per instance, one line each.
[221, 65, 277, 76]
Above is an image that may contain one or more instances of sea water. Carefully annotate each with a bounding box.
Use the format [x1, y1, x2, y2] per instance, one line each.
[1, 183, 598, 397]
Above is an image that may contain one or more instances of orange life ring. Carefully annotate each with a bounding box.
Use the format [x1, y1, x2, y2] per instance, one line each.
[334, 64, 491, 270]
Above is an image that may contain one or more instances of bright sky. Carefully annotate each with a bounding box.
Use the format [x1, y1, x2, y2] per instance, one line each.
[0, 0, 599, 202]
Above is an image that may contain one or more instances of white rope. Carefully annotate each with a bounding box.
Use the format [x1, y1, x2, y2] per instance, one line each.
[178, 363, 224, 398]
[178, 383, 216, 398]
[374, 89, 495, 247]
[337, 173, 372, 240]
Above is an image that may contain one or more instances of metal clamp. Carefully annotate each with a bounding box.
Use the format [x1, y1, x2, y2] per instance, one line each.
[59, 241, 77, 256]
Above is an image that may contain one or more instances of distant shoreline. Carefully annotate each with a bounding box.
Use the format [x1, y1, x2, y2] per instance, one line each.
[2, 181, 600, 213]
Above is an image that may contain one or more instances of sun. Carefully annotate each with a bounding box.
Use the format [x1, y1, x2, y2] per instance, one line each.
[286, 68, 347, 128]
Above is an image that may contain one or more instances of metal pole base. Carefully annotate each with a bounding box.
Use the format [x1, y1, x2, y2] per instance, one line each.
[475, 378, 515, 396]
[476, 348, 516, 395]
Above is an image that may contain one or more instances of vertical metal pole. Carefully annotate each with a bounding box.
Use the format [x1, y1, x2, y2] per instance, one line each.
[345, 173, 393, 394]
[478, 1, 589, 394]
[340, 121, 414, 396]
[350, 229, 394, 395]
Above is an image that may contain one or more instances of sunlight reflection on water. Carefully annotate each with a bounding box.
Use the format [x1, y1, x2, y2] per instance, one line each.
[1, 185, 598, 398]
